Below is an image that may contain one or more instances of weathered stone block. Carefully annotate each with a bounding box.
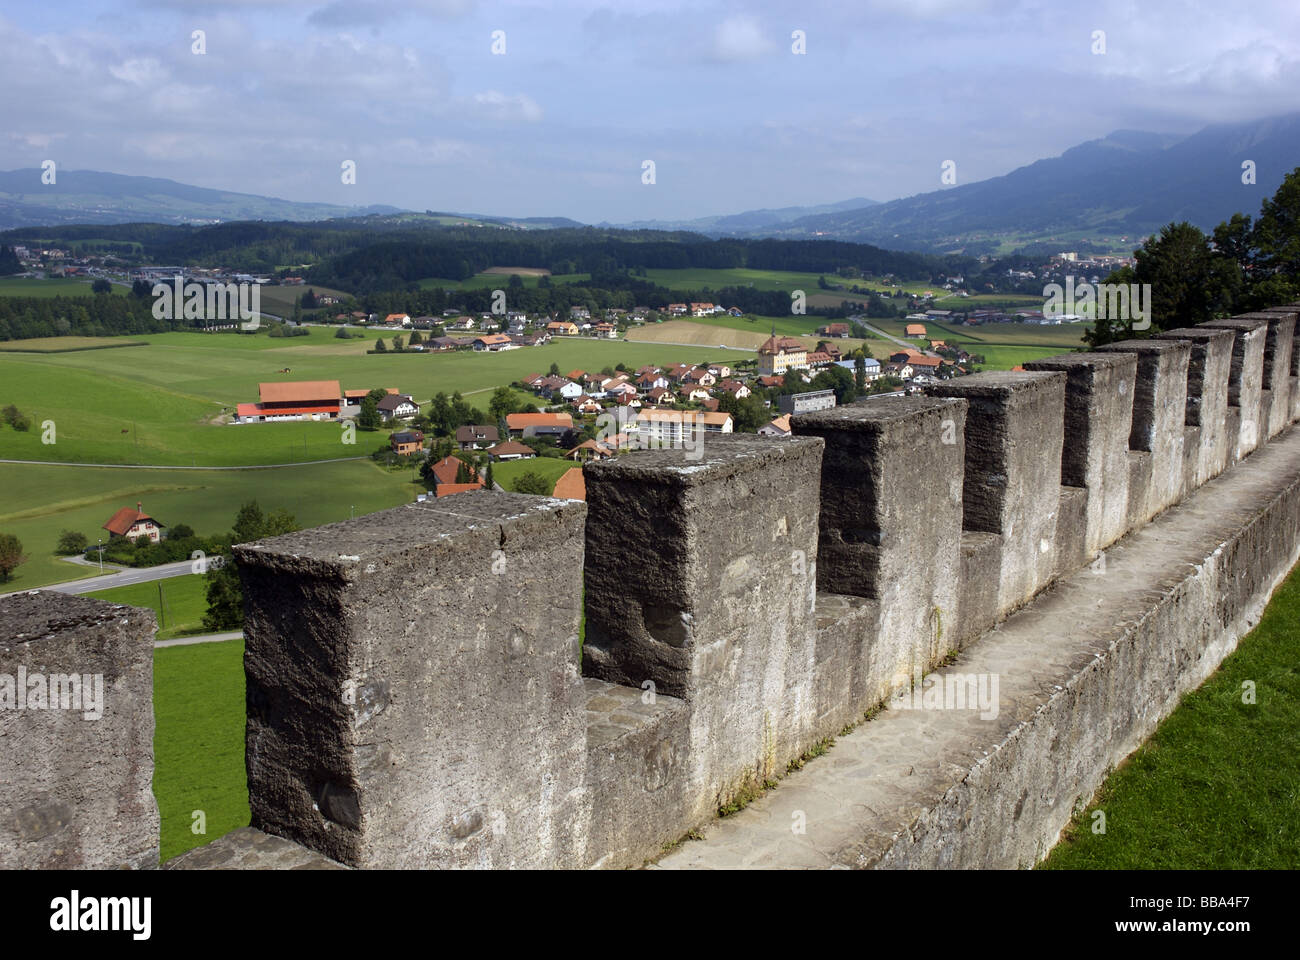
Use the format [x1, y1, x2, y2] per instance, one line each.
[0, 592, 158, 870]
[1024, 352, 1136, 554]
[1201, 317, 1268, 459]
[792, 395, 966, 670]
[1097, 338, 1191, 522]
[1156, 326, 1234, 486]
[927, 371, 1066, 615]
[235, 492, 588, 869]
[583, 434, 824, 819]
[1235, 310, 1297, 435]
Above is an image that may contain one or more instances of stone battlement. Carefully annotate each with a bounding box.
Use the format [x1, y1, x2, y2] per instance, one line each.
[3, 304, 1299, 870]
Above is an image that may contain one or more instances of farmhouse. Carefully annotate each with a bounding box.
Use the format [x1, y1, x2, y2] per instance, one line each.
[102, 502, 165, 543]
[236, 380, 342, 422]
[818, 323, 851, 338]
[455, 425, 499, 450]
[473, 334, 515, 352]
[547, 321, 579, 336]
[506, 412, 573, 438]
[384, 314, 412, 327]
[905, 323, 927, 337]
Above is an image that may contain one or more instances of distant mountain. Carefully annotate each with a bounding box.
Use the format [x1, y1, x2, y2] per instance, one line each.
[0, 169, 406, 229]
[610, 197, 879, 234]
[761, 114, 1300, 252]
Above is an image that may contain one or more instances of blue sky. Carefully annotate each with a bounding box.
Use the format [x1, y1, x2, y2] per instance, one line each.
[2, 0, 1297, 222]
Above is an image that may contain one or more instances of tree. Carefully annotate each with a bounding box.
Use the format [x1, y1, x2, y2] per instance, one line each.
[854, 354, 867, 392]
[513, 471, 552, 495]
[92, 278, 112, 294]
[358, 396, 381, 430]
[56, 530, 87, 555]
[484, 460, 495, 489]
[205, 502, 299, 630]
[548, 362, 560, 376]
[375, 338, 387, 352]
[1247, 166, 1300, 309]
[455, 460, 474, 484]
[409, 330, 423, 345]
[392, 334, 404, 351]
[0, 245, 22, 276]
[334, 325, 351, 339]
[0, 533, 26, 582]
[488, 386, 516, 423]
[302, 289, 318, 309]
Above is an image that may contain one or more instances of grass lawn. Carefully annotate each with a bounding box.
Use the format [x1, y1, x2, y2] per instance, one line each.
[1041, 560, 1300, 869]
[492, 456, 574, 494]
[85, 574, 210, 641]
[0, 459, 416, 589]
[153, 637, 248, 863]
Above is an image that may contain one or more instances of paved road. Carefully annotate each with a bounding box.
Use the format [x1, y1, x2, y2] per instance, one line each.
[8, 559, 200, 598]
[155, 631, 241, 648]
[0, 457, 367, 470]
[858, 319, 912, 350]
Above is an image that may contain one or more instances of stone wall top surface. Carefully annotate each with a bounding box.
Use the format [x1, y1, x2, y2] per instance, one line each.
[583, 432, 823, 487]
[0, 591, 145, 650]
[792, 395, 964, 432]
[927, 369, 1064, 398]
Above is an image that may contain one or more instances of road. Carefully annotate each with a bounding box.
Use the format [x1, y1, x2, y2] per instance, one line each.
[155, 631, 241, 648]
[857, 319, 912, 350]
[8, 558, 200, 597]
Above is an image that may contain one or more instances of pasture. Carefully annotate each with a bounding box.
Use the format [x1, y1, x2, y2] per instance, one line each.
[86, 574, 210, 641]
[0, 276, 128, 297]
[491, 456, 575, 494]
[0, 459, 416, 589]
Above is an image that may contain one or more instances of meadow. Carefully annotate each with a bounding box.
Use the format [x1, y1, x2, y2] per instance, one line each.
[86, 573, 210, 641]
[0, 276, 129, 297]
[0, 459, 416, 589]
[492, 456, 575, 493]
[153, 637, 249, 862]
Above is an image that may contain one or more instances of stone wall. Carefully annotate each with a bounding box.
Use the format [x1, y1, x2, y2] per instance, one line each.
[4, 304, 1300, 871]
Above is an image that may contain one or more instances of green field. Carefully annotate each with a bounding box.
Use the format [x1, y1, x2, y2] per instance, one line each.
[86, 574, 210, 641]
[0, 336, 149, 353]
[418, 272, 589, 291]
[492, 456, 575, 494]
[1042, 559, 1300, 869]
[0, 459, 416, 589]
[0, 331, 742, 466]
[0, 276, 128, 297]
[154, 637, 248, 863]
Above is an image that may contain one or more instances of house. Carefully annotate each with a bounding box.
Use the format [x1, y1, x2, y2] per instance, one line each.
[446, 316, 477, 331]
[757, 334, 809, 377]
[686, 387, 711, 403]
[645, 387, 674, 406]
[473, 334, 515, 352]
[553, 467, 586, 501]
[689, 302, 716, 317]
[819, 323, 851, 338]
[699, 397, 720, 413]
[558, 381, 584, 401]
[455, 425, 499, 450]
[705, 363, 732, 378]
[237, 380, 342, 422]
[727, 307, 744, 317]
[758, 415, 792, 437]
[547, 321, 579, 336]
[666, 303, 688, 316]
[905, 323, 928, 337]
[103, 502, 165, 543]
[884, 361, 914, 379]
[714, 379, 750, 399]
[682, 367, 716, 387]
[605, 382, 638, 399]
[485, 440, 537, 461]
[570, 306, 591, 320]
[806, 351, 834, 368]
[506, 412, 574, 438]
[756, 375, 785, 388]
[594, 323, 617, 338]
[426, 336, 464, 352]
[565, 439, 614, 461]
[573, 396, 603, 415]
[384, 313, 411, 327]
[428, 456, 485, 497]
[390, 431, 425, 455]
[637, 372, 669, 392]
[377, 394, 419, 421]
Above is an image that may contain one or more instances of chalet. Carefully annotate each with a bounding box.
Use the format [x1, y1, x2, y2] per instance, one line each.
[819, 323, 851, 338]
[756, 375, 785, 388]
[427, 336, 464, 352]
[103, 502, 165, 543]
[377, 394, 419, 421]
[637, 372, 670, 392]
[594, 323, 617, 338]
[547, 321, 579, 336]
[570, 306, 591, 320]
[646, 387, 674, 406]
[485, 440, 537, 461]
[666, 303, 688, 316]
[446, 316, 477, 331]
[565, 439, 614, 462]
[705, 363, 732, 378]
[573, 397, 603, 415]
[686, 387, 711, 403]
[605, 382, 638, 399]
[384, 313, 412, 327]
[237, 380, 342, 423]
[682, 367, 716, 387]
[390, 431, 425, 455]
[714, 379, 750, 399]
[455, 425, 499, 450]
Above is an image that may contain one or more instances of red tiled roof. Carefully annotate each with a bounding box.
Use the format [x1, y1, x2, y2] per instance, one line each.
[258, 380, 341, 404]
[506, 413, 573, 429]
[103, 505, 161, 536]
[553, 468, 586, 501]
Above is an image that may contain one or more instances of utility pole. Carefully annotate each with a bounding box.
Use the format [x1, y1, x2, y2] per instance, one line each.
[96, 538, 103, 574]
[157, 581, 165, 629]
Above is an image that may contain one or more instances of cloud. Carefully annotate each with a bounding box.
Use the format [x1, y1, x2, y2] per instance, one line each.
[471, 90, 543, 122]
[712, 15, 774, 62]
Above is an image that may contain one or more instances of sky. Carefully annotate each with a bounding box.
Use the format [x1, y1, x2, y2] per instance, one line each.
[2, 0, 1298, 222]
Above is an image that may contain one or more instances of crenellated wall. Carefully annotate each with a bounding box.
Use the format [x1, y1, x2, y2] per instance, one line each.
[4, 304, 1300, 871]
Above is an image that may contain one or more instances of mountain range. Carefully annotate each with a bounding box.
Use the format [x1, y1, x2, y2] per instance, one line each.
[3, 112, 1297, 253]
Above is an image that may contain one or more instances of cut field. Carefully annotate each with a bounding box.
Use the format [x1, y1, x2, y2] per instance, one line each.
[0, 459, 416, 589]
[0, 336, 149, 353]
[153, 637, 248, 863]
[85, 574, 209, 641]
[255, 283, 350, 316]
[626, 318, 873, 356]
